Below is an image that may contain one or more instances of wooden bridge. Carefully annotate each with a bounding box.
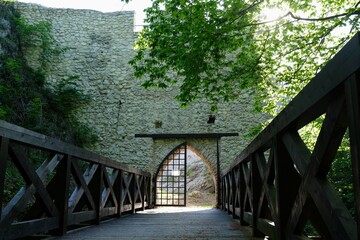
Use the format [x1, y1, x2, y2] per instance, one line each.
[0, 33, 360, 239]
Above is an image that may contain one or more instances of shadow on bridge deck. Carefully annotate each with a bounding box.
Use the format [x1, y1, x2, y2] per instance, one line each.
[51, 207, 261, 239]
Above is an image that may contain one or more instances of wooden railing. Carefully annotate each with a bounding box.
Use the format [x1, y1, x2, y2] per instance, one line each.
[0, 121, 151, 239]
[221, 33, 360, 240]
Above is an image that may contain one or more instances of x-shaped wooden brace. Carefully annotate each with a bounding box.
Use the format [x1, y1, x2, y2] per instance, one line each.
[133, 175, 144, 204]
[101, 168, 118, 209]
[255, 149, 277, 225]
[1, 148, 62, 228]
[282, 96, 356, 239]
[242, 161, 253, 214]
[68, 161, 97, 213]
[121, 172, 133, 206]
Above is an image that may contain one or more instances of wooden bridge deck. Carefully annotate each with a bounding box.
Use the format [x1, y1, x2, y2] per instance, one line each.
[52, 207, 260, 239]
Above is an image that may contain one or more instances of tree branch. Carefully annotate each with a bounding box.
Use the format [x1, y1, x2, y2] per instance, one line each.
[286, 10, 360, 22]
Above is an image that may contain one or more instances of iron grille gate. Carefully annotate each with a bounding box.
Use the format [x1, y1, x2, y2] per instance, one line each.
[155, 144, 187, 206]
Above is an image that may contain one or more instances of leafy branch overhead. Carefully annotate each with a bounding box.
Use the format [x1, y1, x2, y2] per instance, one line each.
[128, 0, 360, 113]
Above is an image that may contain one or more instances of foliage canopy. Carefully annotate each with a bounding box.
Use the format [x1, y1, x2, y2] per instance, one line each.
[129, 0, 360, 113]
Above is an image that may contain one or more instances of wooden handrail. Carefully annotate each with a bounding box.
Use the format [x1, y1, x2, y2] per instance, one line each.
[0, 120, 151, 239]
[0, 120, 150, 177]
[224, 32, 360, 175]
[221, 32, 360, 240]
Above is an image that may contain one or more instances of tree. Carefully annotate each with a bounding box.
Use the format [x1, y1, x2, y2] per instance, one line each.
[128, 0, 360, 113]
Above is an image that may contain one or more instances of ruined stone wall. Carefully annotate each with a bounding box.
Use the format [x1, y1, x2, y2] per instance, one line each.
[14, 2, 268, 175]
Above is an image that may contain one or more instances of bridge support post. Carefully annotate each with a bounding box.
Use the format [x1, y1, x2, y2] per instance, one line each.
[216, 138, 221, 208]
[345, 72, 360, 240]
[55, 155, 71, 235]
[274, 137, 302, 239]
[0, 137, 9, 220]
[251, 155, 263, 237]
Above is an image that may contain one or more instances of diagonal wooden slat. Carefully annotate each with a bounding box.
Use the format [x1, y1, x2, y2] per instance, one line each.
[121, 172, 133, 207]
[69, 160, 96, 212]
[242, 161, 253, 213]
[22, 154, 63, 220]
[283, 95, 355, 239]
[101, 169, 118, 209]
[1, 147, 59, 226]
[0, 124, 151, 238]
[255, 150, 277, 225]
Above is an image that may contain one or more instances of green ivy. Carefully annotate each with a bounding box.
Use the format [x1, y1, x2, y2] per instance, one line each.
[0, 1, 97, 147]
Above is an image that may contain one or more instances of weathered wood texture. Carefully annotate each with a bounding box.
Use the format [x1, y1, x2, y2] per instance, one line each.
[221, 32, 360, 240]
[0, 121, 151, 239]
[54, 207, 261, 240]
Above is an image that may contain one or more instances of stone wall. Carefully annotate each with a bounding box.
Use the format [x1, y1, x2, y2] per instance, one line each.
[14, 2, 268, 176]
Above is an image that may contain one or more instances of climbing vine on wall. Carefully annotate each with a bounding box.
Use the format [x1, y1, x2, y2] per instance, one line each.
[0, 1, 97, 147]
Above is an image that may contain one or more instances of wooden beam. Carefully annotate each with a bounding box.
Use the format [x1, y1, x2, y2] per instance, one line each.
[56, 155, 71, 235]
[135, 133, 239, 139]
[0, 120, 150, 177]
[0, 137, 9, 219]
[345, 73, 360, 240]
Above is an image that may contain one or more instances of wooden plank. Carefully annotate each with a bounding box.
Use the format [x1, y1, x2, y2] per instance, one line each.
[0, 120, 150, 177]
[345, 73, 360, 240]
[67, 210, 97, 225]
[61, 207, 257, 240]
[243, 211, 253, 225]
[5, 217, 59, 239]
[100, 207, 117, 217]
[0, 137, 9, 219]
[257, 218, 276, 240]
[224, 32, 360, 175]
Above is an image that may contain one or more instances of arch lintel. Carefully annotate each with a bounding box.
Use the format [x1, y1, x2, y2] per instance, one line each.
[135, 133, 239, 139]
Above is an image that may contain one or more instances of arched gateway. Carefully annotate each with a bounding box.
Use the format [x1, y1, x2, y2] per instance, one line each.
[154, 143, 187, 206]
[135, 133, 239, 207]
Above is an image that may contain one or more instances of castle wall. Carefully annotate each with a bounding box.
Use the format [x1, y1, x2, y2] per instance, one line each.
[14, 2, 267, 175]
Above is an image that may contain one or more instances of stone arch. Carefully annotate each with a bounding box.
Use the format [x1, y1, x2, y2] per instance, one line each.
[186, 144, 217, 195]
[151, 139, 219, 206]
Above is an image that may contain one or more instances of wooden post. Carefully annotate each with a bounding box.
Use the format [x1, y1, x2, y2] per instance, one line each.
[131, 173, 136, 214]
[251, 154, 263, 237]
[0, 137, 9, 219]
[274, 136, 302, 239]
[115, 170, 123, 217]
[57, 154, 71, 235]
[345, 73, 360, 240]
[216, 138, 221, 208]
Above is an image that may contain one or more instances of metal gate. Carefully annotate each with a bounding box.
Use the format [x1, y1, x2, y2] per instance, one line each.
[154, 143, 187, 206]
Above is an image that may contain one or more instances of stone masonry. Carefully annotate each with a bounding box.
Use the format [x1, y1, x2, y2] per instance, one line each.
[14, 3, 268, 182]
